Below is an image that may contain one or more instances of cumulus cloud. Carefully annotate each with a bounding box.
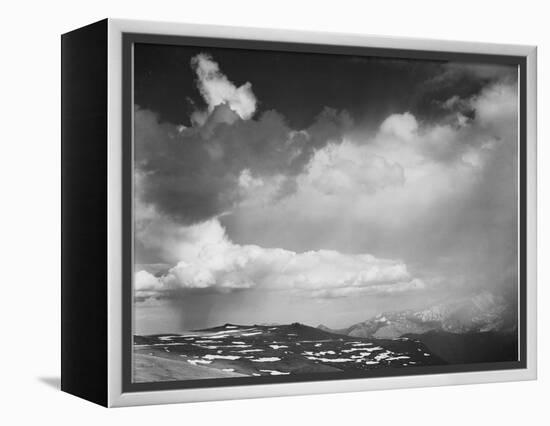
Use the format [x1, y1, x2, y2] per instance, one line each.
[224, 77, 518, 302]
[191, 53, 257, 120]
[471, 81, 518, 127]
[379, 112, 418, 141]
[304, 141, 405, 195]
[135, 62, 351, 225]
[135, 270, 165, 299]
[134, 218, 424, 301]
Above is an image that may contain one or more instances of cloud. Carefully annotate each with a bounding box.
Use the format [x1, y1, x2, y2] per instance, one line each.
[134, 105, 291, 224]
[135, 270, 166, 300]
[223, 77, 518, 302]
[135, 270, 164, 291]
[379, 112, 418, 141]
[430, 63, 517, 87]
[134, 218, 424, 301]
[238, 169, 264, 190]
[304, 140, 405, 195]
[191, 53, 257, 120]
[134, 53, 518, 316]
[423, 63, 517, 100]
[134, 53, 357, 227]
[135, 103, 351, 226]
[470, 81, 518, 127]
[131, 50, 522, 332]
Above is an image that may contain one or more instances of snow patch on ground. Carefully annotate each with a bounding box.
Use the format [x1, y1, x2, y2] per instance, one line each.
[387, 355, 410, 361]
[187, 359, 212, 365]
[251, 357, 281, 362]
[260, 369, 290, 375]
[203, 354, 241, 360]
[306, 356, 354, 363]
[194, 345, 218, 349]
[342, 348, 372, 353]
[158, 335, 180, 341]
[315, 350, 336, 356]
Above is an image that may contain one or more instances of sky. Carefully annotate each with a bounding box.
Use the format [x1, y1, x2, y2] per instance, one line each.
[132, 42, 519, 334]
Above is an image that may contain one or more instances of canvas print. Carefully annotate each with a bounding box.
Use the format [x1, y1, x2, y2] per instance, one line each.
[131, 43, 519, 384]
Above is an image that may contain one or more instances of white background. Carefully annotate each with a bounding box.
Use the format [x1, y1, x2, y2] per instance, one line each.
[0, 0, 547, 424]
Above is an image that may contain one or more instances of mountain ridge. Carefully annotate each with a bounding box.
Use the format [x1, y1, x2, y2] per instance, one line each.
[317, 291, 516, 339]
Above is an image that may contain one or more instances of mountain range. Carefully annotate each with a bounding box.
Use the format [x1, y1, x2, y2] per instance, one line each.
[318, 291, 516, 339]
[318, 292, 518, 364]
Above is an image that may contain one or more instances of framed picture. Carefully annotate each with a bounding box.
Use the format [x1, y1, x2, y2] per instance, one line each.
[61, 19, 537, 407]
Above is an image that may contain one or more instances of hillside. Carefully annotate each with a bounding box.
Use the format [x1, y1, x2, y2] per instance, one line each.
[402, 330, 518, 364]
[134, 322, 445, 382]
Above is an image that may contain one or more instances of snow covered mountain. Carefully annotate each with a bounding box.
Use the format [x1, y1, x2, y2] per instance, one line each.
[320, 292, 516, 339]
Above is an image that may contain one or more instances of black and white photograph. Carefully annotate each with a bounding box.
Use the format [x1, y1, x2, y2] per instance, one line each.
[2, 0, 545, 420]
[131, 42, 522, 385]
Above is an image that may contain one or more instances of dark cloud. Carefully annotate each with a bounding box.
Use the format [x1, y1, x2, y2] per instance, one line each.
[428, 62, 517, 87]
[416, 62, 517, 122]
[135, 102, 351, 224]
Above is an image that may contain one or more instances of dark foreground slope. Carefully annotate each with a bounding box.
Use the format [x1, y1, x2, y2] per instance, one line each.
[134, 323, 445, 383]
[403, 330, 518, 364]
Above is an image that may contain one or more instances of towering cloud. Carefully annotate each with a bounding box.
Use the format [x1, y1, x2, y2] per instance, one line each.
[191, 53, 257, 121]
[135, 62, 351, 226]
